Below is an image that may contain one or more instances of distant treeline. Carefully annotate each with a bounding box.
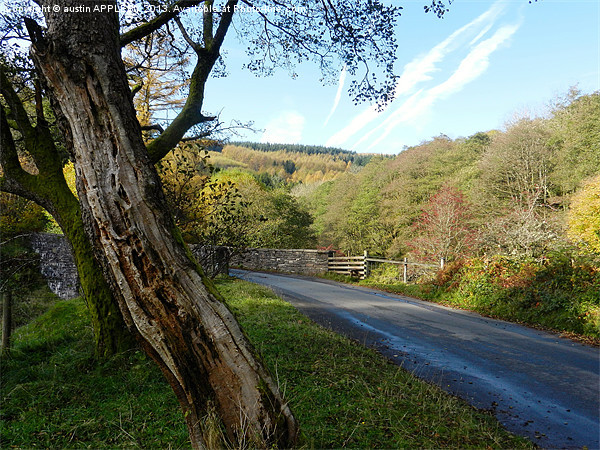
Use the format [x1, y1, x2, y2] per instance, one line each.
[229, 141, 372, 166]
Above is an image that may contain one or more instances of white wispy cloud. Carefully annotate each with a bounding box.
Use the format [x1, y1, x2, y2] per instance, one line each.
[469, 23, 494, 46]
[260, 111, 305, 144]
[325, 105, 380, 147]
[392, 2, 506, 98]
[431, 23, 520, 98]
[362, 20, 521, 152]
[351, 90, 428, 151]
[324, 65, 347, 127]
[326, 0, 509, 149]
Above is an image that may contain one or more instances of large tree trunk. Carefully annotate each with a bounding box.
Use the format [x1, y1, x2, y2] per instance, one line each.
[30, 2, 297, 447]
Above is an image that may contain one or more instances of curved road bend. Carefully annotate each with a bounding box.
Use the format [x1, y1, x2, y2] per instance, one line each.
[231, 269, 600, 449]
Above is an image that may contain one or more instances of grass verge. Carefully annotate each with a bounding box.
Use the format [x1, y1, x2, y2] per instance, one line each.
[323, 252, 600, 343]
[218, 277, 530, 448]
[1, 277, 531, 448]
[0, 298, 188, 449]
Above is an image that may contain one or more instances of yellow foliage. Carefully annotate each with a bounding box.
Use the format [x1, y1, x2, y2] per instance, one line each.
[568, 175, 600, 253]
[0, 193, 47, 235]
[63, 162, 77, 197]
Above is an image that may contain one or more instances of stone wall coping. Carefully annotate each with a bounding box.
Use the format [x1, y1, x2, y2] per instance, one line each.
[239, 248, 329, 253]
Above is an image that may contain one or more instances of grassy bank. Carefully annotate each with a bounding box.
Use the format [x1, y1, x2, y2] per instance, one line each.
[0, 299, 187, 448]
[329, 252, 600, 342]
[1, 277, 531, 448]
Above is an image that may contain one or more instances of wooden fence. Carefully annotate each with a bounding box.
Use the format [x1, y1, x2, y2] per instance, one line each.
[328, 251, 370, 279]
[328, 251, 444, 282]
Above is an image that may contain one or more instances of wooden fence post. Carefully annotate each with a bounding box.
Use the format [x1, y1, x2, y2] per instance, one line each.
[403, 257, 408, 284]
[363, 250, 369, 278]
[1, 290, 12, 354]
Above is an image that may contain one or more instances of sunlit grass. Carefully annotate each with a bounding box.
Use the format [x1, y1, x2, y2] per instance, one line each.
[0, 299, 188, 449]
[1, 277, 531, 448]
[217, 277, 531, 449]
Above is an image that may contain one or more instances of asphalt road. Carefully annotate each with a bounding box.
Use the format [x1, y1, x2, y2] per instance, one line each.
[231, 269, 600, 449]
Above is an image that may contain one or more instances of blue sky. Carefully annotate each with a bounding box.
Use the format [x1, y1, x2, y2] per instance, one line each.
[202, 0, 599, 154]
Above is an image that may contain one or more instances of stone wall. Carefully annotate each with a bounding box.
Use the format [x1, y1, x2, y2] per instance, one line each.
[189, 245, 230, 277]
[27, 234, 328, 299]
[28, 233, 81, 299]
[231, 248, 330, 275]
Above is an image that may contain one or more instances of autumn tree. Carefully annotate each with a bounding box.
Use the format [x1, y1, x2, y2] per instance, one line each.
[568, 175, 600, 254]
[409, 185, 476, 262]
[250, 189, 316, 249]
[214, 170, 316, 249]
[0, 0, 446, 446]
[157, 142, 256, 269]
[123, 31, 191, 141]
[548, 89, 600, 194]
[481, 190, 562, 257]
[476, 119, 566, 257]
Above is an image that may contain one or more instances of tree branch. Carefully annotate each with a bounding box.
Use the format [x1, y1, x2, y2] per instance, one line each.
[174, 16, 201, 53]
[1, 66, 65, 177]
[119, 0, 203, 47]
[180, 132, 212, 142]
[240, 0, 328, 62]
[0, 107, 39, 201]
[146, 96, 216, 163]
[23, 17, 46, 52]
[146, 2, 237, 163]
[203, 0, 215, 49]
[213, 0, 238, 50]
[141, 123, 165, 133]
[0, 68, 36, 141]
[130, 80, 144, 99]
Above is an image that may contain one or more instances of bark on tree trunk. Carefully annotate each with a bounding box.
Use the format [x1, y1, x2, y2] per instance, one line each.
[30, 2, 297, 447]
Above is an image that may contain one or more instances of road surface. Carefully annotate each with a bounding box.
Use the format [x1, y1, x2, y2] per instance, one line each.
[231, 269, 600, 449]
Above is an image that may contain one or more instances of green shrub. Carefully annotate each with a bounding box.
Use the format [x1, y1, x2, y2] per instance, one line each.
[432, 252, 599, 338]
[359, 251, 599, 339]
[368, 262, 402, 283]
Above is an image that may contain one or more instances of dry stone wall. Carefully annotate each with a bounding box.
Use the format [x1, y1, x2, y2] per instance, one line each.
[27, 234, 329, 298]
[28, 233, 81, 299]
[189, 245, 230, 277]
[231, 248, 330, 275]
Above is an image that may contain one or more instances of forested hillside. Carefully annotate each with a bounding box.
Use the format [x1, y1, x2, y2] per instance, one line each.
[156, 89, 598, 264]
[229, 141, 355, 159]
[207, 144, 374, 185]
[303, 89, 600, 260]
[300, 89, 599, 338]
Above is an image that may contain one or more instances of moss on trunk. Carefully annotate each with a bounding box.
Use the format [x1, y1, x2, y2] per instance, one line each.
[1, 69, 132, 359]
